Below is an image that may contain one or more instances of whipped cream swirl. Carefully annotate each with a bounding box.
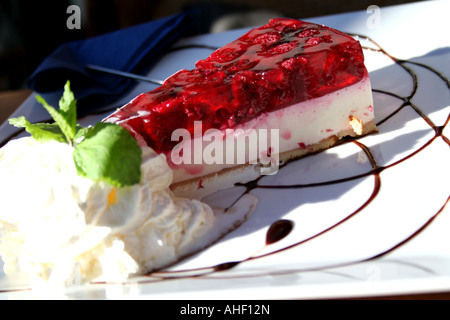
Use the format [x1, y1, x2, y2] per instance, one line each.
[0, 137, 215, 289]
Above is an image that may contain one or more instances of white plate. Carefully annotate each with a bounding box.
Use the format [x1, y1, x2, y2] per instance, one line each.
[0, 1, 449, 300]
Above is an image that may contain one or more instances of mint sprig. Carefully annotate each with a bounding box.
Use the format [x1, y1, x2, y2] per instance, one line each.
[8, 116, 68, 143]
[9, 81, 142, 187]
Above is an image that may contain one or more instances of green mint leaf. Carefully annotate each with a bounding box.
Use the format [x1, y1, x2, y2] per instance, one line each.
[35, 84, 77, 144]
[73, 122, 142, 187]
[74, 126, 88, 144]
[8, 116, 66, 143]
[58, 81, 78, 140]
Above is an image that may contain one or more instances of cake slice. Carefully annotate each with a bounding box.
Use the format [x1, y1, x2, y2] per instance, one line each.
[104, 18, 376, 191]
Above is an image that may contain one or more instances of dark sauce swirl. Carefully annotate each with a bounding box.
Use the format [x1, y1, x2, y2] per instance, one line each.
[144, 34, 450, 283]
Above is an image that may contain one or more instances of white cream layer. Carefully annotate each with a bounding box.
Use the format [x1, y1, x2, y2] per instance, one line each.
[168, 76, 374, 185]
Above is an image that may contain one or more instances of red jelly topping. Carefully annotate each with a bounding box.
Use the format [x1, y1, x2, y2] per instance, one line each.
[105, 18, 368, 153]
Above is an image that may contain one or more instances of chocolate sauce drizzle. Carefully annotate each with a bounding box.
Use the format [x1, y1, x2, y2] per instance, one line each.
[1, 34, 449, 294]
[143, 34, 450, 283]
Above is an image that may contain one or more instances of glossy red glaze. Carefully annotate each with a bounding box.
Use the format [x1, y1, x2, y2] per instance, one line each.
[106, 18, 368, 153]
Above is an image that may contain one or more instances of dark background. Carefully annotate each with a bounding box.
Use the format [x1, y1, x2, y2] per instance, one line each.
[0, 0, 424, 92]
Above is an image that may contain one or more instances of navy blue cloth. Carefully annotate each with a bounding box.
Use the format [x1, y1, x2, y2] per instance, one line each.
[27, 11, 197, 112]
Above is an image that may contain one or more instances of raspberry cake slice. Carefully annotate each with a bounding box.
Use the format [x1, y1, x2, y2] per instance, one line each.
[105, 18, 376, 191]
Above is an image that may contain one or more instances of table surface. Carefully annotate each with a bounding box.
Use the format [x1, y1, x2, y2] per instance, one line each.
[0, 89, 32, 124]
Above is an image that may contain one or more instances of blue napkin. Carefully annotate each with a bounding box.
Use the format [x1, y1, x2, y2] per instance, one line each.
[27, 11, 197, 113]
